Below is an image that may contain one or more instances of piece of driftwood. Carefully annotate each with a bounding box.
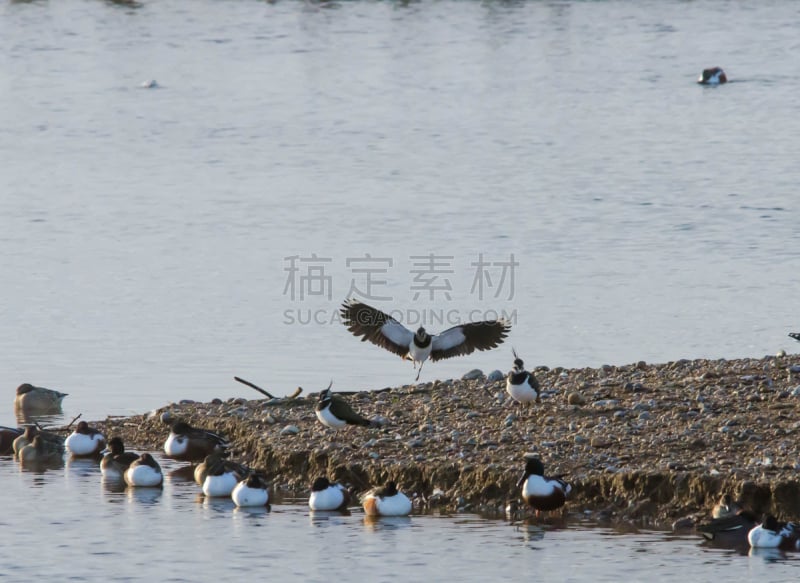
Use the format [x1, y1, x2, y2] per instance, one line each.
[234, 376, 275, 399]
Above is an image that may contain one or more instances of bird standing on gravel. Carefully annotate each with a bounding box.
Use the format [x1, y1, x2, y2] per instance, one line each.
[340, 298, 511, 381]
[506, 349, 541, 405]
[315, 382, 372, 429]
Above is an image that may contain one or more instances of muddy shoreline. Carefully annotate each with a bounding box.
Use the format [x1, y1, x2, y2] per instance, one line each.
[83, 354, 800, 527]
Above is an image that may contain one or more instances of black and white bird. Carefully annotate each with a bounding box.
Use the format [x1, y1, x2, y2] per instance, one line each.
[506, 349, 541, 405]
[789, 332, 800, 342]
[697, 66, 727, 85]
[315, 382, 372, 429]
[517, 457, 571, 515]
[340, 299, 511, 381]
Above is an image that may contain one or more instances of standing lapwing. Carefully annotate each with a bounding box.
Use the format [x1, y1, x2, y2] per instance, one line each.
[506, 349, 541, 405]
[315, 382, 372, 429]
[340, 298, 511, 381]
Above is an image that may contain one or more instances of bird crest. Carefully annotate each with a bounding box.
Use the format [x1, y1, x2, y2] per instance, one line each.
[512, 347, 524, 370]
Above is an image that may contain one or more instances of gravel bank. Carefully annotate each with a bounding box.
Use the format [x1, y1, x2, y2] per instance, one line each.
[85, 354, 800, 527]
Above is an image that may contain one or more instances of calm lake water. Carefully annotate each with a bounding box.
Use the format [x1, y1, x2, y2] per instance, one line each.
[1, 0, 800, 577]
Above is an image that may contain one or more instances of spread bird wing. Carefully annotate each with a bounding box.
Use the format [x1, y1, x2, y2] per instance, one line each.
[789, 332, 800, 342]
[429, 319, 511, 362]
[340, 299, 413, 358]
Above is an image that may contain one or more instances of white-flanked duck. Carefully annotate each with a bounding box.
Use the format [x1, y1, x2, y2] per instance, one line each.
[309, 477, 351, 511]
[362, 481, 412, 517]
[202, 458, 247, 498]
[232, 473, 270, 507]
[124, 453, 163, 487]
[101, 437, 141, 481]
[506, 349, 541, 405]
[315, 382, 372, 430]
[517, 457, 571, 514]
[748, 515, 800, 550]
[340, 299, 511, 381]
[65, 421, 107, 457]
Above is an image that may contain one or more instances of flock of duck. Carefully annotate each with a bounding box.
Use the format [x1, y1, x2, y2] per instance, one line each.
[3, 301, 799, 546]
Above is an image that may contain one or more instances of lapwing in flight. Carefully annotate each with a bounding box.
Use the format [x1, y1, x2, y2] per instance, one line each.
[340, 298, 511, 381]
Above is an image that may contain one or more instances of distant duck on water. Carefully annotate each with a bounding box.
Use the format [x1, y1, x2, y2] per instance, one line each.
[697, 67, 727, 85]
[14, 383, 68, 414]
[232, 473, 270, 508]
[340, 298, 511, 381]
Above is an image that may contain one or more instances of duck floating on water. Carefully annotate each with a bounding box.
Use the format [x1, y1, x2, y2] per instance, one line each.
[232, 473, 270, 508]
[361, 481, 412, 517]
[697, 67, 727, 85]
[748, 515, 800, 550]
[65, 421, 107, 457]
[124, 453, 163, 487]
[14, 383, 68, 414]
[101, 437, 141, 481]
[309, 477, 351, 512]
[698, 509, 758, 546]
